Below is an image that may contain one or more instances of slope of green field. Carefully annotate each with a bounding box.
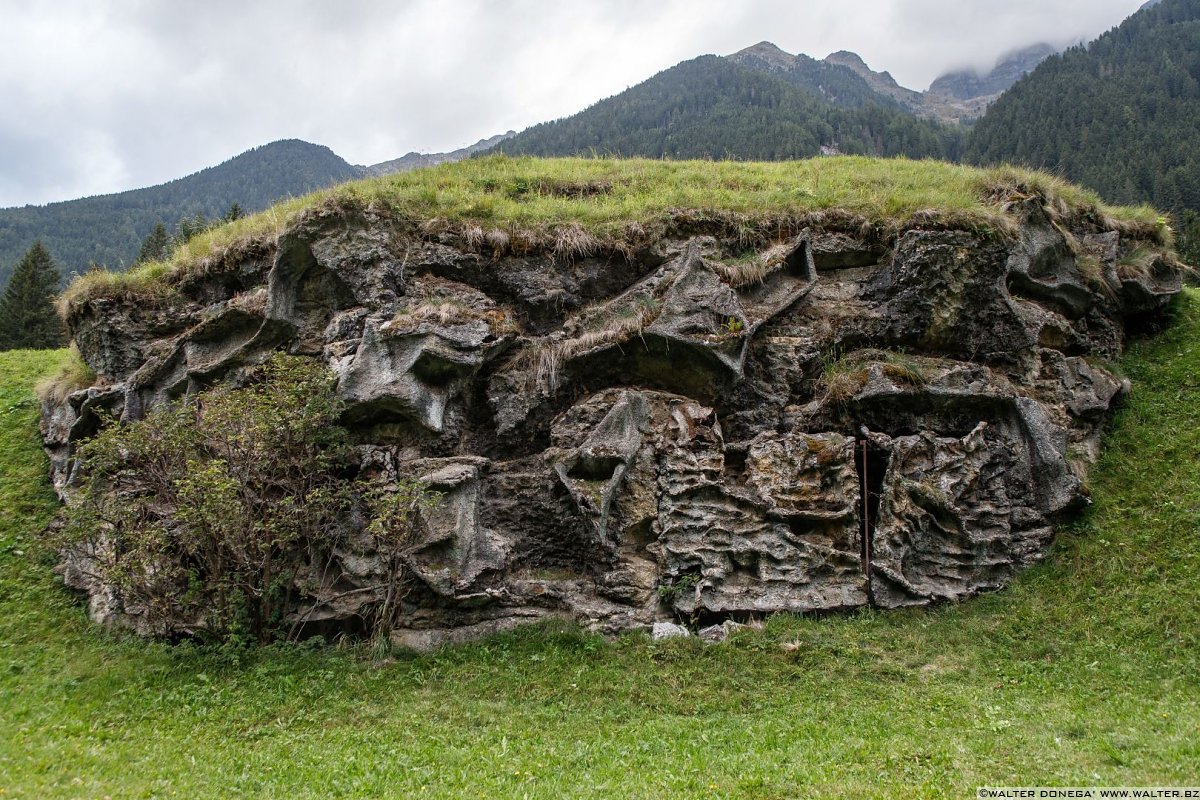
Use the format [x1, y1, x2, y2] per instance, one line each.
[1, 293, 1198, 798]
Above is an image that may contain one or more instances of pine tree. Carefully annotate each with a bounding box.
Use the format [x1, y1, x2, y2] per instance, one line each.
[174, 212, 210, 247]
[134, 223, 170, 266]
[0, 241, 65, 351]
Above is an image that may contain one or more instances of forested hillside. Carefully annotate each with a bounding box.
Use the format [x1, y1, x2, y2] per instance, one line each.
[0, 140, 360, 285]
[967, 0, 1200, 256]
[490, 56, 964, 162]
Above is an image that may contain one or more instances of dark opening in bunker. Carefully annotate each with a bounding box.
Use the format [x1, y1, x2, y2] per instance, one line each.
[853, 434, 891, 604]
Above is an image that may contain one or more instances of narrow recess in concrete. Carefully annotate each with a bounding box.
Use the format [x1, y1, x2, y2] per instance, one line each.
[854, 432, 890, 606]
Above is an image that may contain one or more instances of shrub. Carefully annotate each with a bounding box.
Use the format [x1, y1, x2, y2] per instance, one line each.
[362, 479, 440, 637]
[58, 355, 356, 643]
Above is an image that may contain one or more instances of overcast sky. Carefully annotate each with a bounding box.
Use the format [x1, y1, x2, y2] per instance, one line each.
[0, 0, 1145, 208]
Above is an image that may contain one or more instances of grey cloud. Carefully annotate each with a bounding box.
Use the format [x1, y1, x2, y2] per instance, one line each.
[0, 0, 1144, 207]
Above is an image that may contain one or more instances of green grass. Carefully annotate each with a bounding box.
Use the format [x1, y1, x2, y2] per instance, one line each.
[2, 293, 1199, 798]
[32, 346, 96, 405]
[59, 155, 1170, 316]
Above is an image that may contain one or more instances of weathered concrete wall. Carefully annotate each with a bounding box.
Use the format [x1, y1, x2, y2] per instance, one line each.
[43, 199, 1183, 646]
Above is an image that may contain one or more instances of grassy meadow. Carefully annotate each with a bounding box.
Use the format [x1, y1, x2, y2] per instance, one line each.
[1, 291, 1198, 798]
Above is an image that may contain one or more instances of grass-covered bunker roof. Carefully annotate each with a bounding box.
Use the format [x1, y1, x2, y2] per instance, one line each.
[59, 155, 1173, 316]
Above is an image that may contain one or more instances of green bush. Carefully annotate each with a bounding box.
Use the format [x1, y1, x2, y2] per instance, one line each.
[362, 478, 440, 637]
[58, 355, 357, 643]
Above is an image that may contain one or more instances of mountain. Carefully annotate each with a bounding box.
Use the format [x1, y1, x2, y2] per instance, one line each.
[822, 49, 924, 109]
[0, 140, 359, 285]
[732, 41, 1045, 124]
[361, 132, 515, 177]
[487, 52, 964, 162]
[726, 41, 907, 109]
[928, 43, 1058, 102]
[965, 0, 1200, 260]
[817, 49, 975, 124]
[730, 42, 1053, 123]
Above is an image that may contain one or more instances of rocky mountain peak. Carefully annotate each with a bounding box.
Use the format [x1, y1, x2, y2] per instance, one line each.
[726, 39, 1057, 123]
[928, 42, 1058, 100]
[824, 49, 869, 73]
[729, 41, 797, 70]
[825, 50, 907, 92]
[361, 131, 515, 178]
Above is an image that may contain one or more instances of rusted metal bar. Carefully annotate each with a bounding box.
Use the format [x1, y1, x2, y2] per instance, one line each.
[860, 437, 874, 605]
[861, 439, 870, 576]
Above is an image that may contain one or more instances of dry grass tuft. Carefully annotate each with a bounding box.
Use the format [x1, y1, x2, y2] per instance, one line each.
[1056, 226, 1118, 296]
[713, 259, 775, 287]
[510, 227, 550, 257]
[382, 298, 520, 336]
[516, 297, 663, 393]
[878, 355, 926, 386]
[819, 367, 870, 404]
[461, 225, 485, 250]
[1101, 213, 1174, 249]
[819, 348, 927, 404]
[1075, 253, 1107, 289]
[713, 240, 802, 288]
[1116, 246, 1164, 280]
[35, 346, 98, 405]
[484, 227, 511, 257]
[227, 288, 268, 315]
[385, 301, 473, 330]
[551, 223, 600, 263]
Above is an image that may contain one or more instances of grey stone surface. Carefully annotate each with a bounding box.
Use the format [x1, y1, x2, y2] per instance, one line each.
[43, 204, 1184, 642]
[651, 622, 691, 640]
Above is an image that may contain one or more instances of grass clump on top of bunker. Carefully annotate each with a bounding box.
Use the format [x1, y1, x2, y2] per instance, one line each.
[57, 155, 1172, 317]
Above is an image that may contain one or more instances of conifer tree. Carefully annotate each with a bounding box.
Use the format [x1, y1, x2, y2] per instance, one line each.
[0, 241, 65, 350]
[174, 212, 210, 246]
[134, 223, 170, 266]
